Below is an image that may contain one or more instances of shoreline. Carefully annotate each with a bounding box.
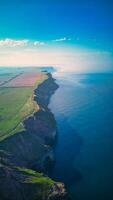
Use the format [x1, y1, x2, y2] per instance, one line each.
[0, 73, 70, 200]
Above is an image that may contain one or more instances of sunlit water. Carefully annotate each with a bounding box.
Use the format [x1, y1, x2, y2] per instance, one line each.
[49, 72, 113, 200]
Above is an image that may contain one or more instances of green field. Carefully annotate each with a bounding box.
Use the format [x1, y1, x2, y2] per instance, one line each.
[0, 73, 48, 141]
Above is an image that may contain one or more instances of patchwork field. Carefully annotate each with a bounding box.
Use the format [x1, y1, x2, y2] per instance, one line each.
[3, 72, 44, 87]
[0, 69, 48, 141]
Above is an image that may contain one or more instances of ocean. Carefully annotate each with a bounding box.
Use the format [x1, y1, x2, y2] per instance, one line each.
[49, 72, 113, 200]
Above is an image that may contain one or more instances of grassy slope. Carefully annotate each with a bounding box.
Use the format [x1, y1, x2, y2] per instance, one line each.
[17, 167, 54, 186]
[17, 167, 55, 199]
[0, 74, 48, 141]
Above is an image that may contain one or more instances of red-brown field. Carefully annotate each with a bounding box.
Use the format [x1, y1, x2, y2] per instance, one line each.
[3, 72, 45, 87]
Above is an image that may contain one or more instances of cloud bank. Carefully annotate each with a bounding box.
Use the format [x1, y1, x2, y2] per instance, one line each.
[0, 37, 71, 49]
[0, 38, 113, 72]
[0, 38, 46, 48]
[0, 39, 29, 47]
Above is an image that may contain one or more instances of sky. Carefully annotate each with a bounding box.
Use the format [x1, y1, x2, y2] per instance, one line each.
[0, 0, 113, 72]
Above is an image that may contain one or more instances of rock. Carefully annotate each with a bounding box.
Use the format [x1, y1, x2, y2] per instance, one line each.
[48, 182, 71, 200]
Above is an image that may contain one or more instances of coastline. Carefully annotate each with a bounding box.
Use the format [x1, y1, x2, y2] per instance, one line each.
[0, 73, 70, 200]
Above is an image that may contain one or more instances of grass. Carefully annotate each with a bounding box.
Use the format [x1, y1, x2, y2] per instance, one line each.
[16, 167, 55, 199]
[0, 73, 48, 141]
[17, 166, 54, 187]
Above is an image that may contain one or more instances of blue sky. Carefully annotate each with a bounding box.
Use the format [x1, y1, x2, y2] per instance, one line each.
[0, 0, 113, 71]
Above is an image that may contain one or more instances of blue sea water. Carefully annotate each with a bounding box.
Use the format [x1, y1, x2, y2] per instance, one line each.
[49, 72, 113, 200]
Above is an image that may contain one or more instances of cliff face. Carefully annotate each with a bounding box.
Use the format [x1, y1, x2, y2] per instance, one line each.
[0, 158, 69, 200]
[0, 74, 70, 200]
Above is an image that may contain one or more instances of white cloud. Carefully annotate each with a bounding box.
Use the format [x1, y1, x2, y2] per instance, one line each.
[53, 37, 71, 42]
[0, 38, 46, 48]
[0, 38, 29, 48]
[33, 41, 45, 46]
[0, 37, 71, 49]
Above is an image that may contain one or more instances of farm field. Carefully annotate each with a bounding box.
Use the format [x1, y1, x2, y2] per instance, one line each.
[3, 72, 44, 87]
[0, 69, 48, 141]
[0, 72, 18, 86]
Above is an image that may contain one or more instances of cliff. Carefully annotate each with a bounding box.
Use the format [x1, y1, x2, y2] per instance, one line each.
[0, 73, 70, 200]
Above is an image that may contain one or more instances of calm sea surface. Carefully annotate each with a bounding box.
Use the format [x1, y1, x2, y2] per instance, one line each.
[49, 72, 113, 200]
